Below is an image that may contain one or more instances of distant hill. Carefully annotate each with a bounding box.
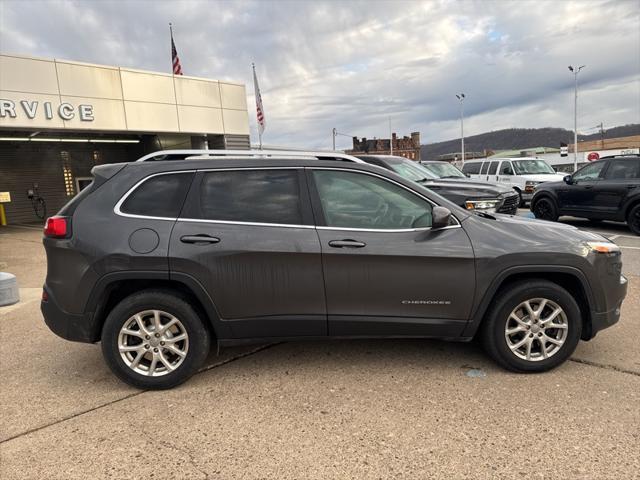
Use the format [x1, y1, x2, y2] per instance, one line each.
[421, 124, 640, 159]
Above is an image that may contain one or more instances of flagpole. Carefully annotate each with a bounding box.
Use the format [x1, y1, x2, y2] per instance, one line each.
[252, 62, 263, 150]
[169, 23, 174, 74]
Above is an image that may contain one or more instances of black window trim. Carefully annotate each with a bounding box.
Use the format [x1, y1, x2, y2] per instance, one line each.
[306, 166, 461, 232]
[114, 170, 196, 221]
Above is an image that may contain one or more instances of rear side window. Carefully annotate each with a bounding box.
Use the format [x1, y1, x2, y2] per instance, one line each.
[120, 173, 193, 218]
[462, 162, 481, 174]
[488, 161, 499, 174]
[480, 162, 489, 174]
[605, 160, 640, 180]
[198, 169, 303, 225]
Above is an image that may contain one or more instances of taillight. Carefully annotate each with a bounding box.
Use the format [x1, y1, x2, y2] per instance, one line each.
[44, 216, 70, 238]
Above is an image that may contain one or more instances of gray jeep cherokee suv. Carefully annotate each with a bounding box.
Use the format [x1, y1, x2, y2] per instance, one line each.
[41, 149, 628, 389]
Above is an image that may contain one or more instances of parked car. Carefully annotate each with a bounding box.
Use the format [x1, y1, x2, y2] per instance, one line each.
[461, 157, 566, 205]
[41, 149, 627, 389]
[357, 155, 519, 215]
[531, 154, 640, 235]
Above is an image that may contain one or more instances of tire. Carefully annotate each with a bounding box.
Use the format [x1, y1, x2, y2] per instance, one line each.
[479, 280, 582, 373]
[532, 197, 558, 222]
[101, 290, 211, 389]
[627, 204, 640, 236]
[514, 189, 524, 208]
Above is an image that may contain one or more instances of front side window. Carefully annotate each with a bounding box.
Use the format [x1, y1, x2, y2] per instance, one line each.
[605, 160, 640, 180]
[500, 162, 514, 175]
[121, 172, 193, 218]
[572, 162, 606, 182]
[199, 169, 303, 225]
[313, 170, 433, 230]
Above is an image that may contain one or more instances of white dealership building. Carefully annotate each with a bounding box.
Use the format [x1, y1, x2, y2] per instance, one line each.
[0, 53, 250, 224]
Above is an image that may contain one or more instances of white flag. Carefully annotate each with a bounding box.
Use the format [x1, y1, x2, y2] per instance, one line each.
[252, 63, 265, 136]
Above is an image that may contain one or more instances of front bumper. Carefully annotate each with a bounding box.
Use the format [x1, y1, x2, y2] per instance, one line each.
[587, 274, 628, 339]
[41, 285, 98, 343]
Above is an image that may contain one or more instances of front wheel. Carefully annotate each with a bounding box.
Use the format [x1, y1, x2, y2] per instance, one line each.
[627, 204, 640, 236]
[480, 280, 582, 372]
[101, 290, 211, 389]
[532, 197, 558, 222]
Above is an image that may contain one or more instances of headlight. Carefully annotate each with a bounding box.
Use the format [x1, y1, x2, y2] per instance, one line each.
[525, 181, 540, 193]
[465, 199, 500, 213]
[583, 241, 621, 254]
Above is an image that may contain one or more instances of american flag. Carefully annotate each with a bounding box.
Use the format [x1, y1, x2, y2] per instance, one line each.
[171, 27, 183, 75]
[252, 63, 265, 135]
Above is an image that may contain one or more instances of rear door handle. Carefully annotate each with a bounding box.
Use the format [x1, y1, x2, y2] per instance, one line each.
[328, 239, 366, 248]
[180, 234, 220, 245]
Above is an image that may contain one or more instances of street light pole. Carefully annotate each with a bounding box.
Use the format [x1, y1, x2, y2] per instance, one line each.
[568, 65, 585, 172]
[456, 93, 465, 164]
[332, 128, 337, 150]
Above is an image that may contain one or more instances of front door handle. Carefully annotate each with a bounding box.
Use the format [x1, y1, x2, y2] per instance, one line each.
[180, 234, 220, 245]
[328, 239, 366, 248]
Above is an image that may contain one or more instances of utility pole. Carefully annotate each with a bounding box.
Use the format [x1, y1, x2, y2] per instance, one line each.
[389, 117, 393, 155]
[332, 128, 337, 150]
[568, 65, 585, 171]
[599, 122, 605, 149]
[456, 93, 465, 164]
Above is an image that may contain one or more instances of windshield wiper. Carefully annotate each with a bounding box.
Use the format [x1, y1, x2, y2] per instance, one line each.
[440, 175, 464, 179]
[416, 178, 432, 183]
[474, 211, 496, 219]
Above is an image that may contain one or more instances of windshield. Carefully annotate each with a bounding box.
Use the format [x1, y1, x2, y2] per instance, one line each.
[421, 162, 466, 178]
[512, 159, 556, 175]
[388, 160, 439, 182]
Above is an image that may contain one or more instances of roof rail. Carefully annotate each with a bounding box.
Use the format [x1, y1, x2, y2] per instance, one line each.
[136, 149, 365, 164]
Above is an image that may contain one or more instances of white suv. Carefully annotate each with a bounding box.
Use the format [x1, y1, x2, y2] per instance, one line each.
[461, 157, 565, 205]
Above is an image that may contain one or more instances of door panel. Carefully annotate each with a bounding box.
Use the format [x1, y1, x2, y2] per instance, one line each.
[316, 227, 475, 336]
[558, 161, 607, 214]
[170, 222, 326, 337]
[169, 168, 326, 339]
[596, 159, 640, 217]
[309, 168, 475, 338]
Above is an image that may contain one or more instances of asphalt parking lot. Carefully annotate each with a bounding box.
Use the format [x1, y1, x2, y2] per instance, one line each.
[1, 217, 639, 479]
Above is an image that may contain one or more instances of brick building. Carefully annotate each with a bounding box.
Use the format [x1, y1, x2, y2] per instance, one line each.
[347, 132, 421, 160]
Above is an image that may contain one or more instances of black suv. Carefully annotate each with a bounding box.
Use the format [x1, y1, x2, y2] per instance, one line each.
[531, 155, 640, 235]
[41, 149, 627, 389]
[357, 155, 519, 215]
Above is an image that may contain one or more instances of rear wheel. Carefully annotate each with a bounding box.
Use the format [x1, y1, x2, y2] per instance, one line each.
[532, 197, 558, 222]
[627, 204, 640, 236]
[480, 280, 581, 372]
[101, 290, 210, 389]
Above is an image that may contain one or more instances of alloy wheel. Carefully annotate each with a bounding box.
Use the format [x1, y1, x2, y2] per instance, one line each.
[117, 310, 189, 376]
[504, 298, 568, 362]
[534, 200, 554, 220]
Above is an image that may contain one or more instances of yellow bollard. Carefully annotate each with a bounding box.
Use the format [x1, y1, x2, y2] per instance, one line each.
[0, 204, 6, 226]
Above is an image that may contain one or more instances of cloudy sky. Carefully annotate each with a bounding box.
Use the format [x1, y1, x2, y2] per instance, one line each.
[1, 0, 638, 149]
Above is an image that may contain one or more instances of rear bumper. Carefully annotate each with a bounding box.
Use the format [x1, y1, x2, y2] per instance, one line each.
[41, 285, 97, 343]
[587, 274, 628, 339]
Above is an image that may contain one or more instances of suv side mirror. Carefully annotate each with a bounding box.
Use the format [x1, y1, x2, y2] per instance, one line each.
[563, 175, 573, 185]
[432, 206, 452, 230]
